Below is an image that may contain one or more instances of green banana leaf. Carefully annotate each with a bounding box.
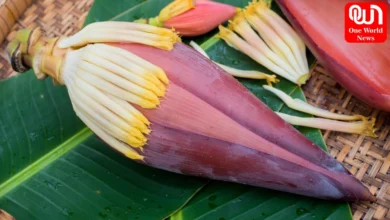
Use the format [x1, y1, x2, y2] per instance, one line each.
[0, 70, 206, 219]
[0, 0, 352, 219]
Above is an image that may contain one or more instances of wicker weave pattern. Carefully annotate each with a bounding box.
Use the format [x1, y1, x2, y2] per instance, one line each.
[304, 65, 390, 220]
[0, 0, 93, 78]
[0, 0, 33, 43]
[0, 1, 389, 219]
[0, 209, 14, 220]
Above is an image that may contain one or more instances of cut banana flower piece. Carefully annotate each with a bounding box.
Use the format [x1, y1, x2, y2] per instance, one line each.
[277, 113, 377, 137]
[189, 41, 278, 86]
[253, 3, 308, 74]
[218, 25, 297, 84]
[263, 85, 365, 121]
[229, 12, 299, 77]
[216, 64, 279, 86]
[264, 86, 377, 137]
[218, 0, 310, 85]
[6, 22, 175, 160]
[58, 21, 181, 50]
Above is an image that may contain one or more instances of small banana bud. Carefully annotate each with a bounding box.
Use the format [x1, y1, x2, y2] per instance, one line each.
[189, 40, 279, 86]
[135, 0, 238, 36]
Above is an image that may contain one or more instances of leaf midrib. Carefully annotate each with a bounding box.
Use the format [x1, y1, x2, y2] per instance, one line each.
[0, 128, 93, 197]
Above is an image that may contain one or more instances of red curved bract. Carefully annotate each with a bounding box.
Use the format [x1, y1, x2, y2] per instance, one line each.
[276, 0, 390, 111]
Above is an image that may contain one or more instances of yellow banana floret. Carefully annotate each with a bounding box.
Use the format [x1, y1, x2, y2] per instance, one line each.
[7, 22, 173, 160]
[74, 105, 144, 160]
[58, 21, 180, 50]
[61, 43, 170, 159]
[94, 44, 169, 84]
[158, 0, 195, 23]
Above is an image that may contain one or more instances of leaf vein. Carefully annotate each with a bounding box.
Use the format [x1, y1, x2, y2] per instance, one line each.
[60, 152, 137, 205]
[45, 82, 64, 142]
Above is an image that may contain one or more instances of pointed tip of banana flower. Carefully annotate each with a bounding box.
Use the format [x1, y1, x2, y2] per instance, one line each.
[162, 0, 238, 36]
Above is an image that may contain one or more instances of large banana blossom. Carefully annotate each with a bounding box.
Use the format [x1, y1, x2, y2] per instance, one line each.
[7, 21, 374, 201]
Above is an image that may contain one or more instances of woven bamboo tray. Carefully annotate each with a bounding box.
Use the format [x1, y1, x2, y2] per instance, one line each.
[0, 1, 389, 219]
